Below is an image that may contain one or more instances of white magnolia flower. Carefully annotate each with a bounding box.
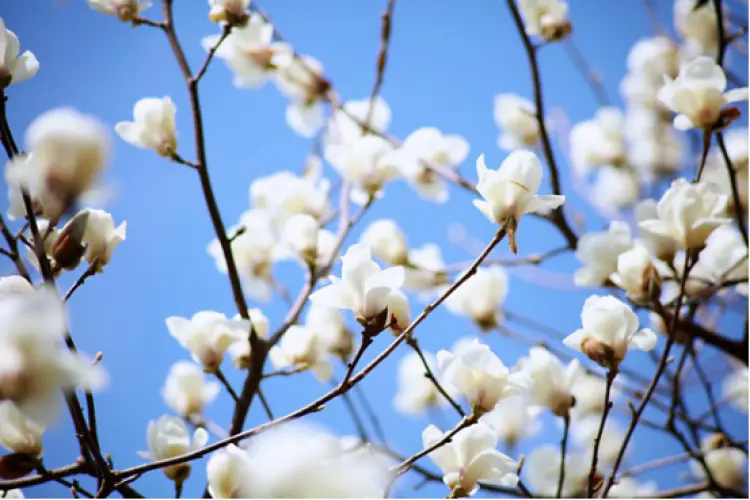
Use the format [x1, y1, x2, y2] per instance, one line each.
[723, 366, 748, 413]
[0, 18, 39, 87]
[305, 305, 353, 360]
[674, 0, 720, 53]
[437, 338, 526, 414]
[269, 325, 332, 382]
[525, 445, 589, 497]
[274, 54, 328, 138]
[627, 36, 679, 79]
[423, 422, 518, 496]
[227, 308, 268, 370]
[574, 221, 633, 287]
[570, 108, 626, 174]
[360, 219, 409, 266]
[0, 401, 44, 456]
[635, 200, 678, 261]
[392, 127, 470, 203]
[206, 422, 389, 498]
[161, 361, 220, 416]
[703, 128, 748, 209]
[639, 178, 731, 250]
[203, 14, 290, 89]
[564, 295, 657, 369]
[518, 0, 570, 39]
[208, 209, 279, 301]
[87, 0, 150, 21]
[493, 94, 539, 150]
[445, 265, 508, 330]
[325, 96, 391, 147]
[516, 347, 580, 417]
[208, 0, 251, 26]
[591, 166, 640, 214]
[403, 243, 448, 293]
[325, 135, 398, 202]
[137, 415, 209, 481]
[480, 397, 540, 447]
[250, 168, 331, 226]
[79, 209, 126, 270]
[0, 276, 33, 297]
[473, 152, 565, 245]
[572, 417, 627, 465]
[608, 477, 658, 498]
[394, 351, 457, 415]
[658, 57, 747, 130]
[570, 372, 619, 419]
[3, 489, 24, 498]
[282, 214, 320, 265]
[166, 311, 249, 373]
[610, 245, 661, 304]
[627, 119, 684, 181]
[620, 71, 664, 109]
[309, 243, 405, 330]
[11, 108, 109, 221]
[115, 97, 178, 157]
[0, 286, 105, 425]
[691, 437, 748, 489]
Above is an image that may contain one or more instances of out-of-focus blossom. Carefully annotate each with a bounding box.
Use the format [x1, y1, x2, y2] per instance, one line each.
[516, 347, 580, 417]
[208, 0, 251, 27]
[480, 397, 540, 447]
[115, 97, 177, 157]
[517, 0, 571, 41]
[360, 219, 409, 266]
[570, 108, 626, 174]
[227, 308, 268, 370]
[0, 401, 44, 456]
[325, 135, 398, 202]
[610, 245, 662, 304]
[394, 351, 457, 416]
[274, 53, 328, 138]
[137, 415, 208, 482]
[723, 366, 748, 413]
[166, 311, 249, 373]
[525, 444, 589, 497]
[269, 325, 332, 382]
[690, 436, 748, 489]
[493, 94, 539, 151]
[591, 166, 640, 215]
[305, 305, 353, 360]
[574, 221, 633, 287]
[162, 361, 220, 416]
[445, 265, 508, 330]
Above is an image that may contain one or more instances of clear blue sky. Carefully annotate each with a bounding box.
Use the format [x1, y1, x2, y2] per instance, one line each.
[2, 0, 747, 498]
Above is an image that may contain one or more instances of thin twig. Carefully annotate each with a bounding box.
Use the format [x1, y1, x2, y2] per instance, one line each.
[556, 415, 569, 498]
[587, 369, 616, 497]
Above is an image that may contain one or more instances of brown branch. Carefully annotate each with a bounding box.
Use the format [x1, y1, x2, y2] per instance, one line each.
[64, 260, 99, 302]
[405, 336, 466, 417]
[716, 131, 748, 245]
[556, 414, 570, 498]
[587, 370, 616, 497]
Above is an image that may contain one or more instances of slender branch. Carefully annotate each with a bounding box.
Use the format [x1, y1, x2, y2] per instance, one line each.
[405, 336, 466, 417]
[215, 369, 239, 402]
[193, 25, 232, 83]
[556, 415, 569, 498]
[64, 260, 99, 301]
[716, 131, 748, 245]
[587, 370, 616, 497]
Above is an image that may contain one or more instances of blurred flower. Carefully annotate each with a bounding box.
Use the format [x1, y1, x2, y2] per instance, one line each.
[115, 97, 177, 157]
[516, 347, 580, 417]
[208, 0, 251, 27]
[658, 57, 747, 130]
[517, 0, 571, 40]
[445, 265, 508, 330]
[206, 422, 389, 497]
[627, 36, 679, 79]
[695, 224, 748, 294]
[360, 219, 409, 266]
[403, 243, 448, 293]
[570, 372, 619, 419]
[610, 245, 662, 304]
[572, 417, 627, 465]
[493, 94, 539, 151]
[638, 178, 731, 250]
[591, 166, 640, 214]
[137, 415, 208, 482]
[525, 444, 589, 497]
[325, 96, 391, 147]
[325, 135, 398, 202]
[690, 436, 747, 489]
[0, 401, 44, 456]
[723, 366, 748, 413]
[480, 397, 540, 447]
[437, 338, 526, 415]
[570, 108, 626, 174]
[423, 422, 518, 496]
[635, 199, 678, 261]
[393, 351, 457, 416]
[0, 17, 39, 87]
[703, 128, 748, 210]
[574, 221, 633, 287]
[166, 311, 249, 373]
[273, 53, 328, 138]
[250, 167, 331, 227]
[282, 214, 319, 265]
[269, 325, 332, 382]
[674, 0, 720, 55]
[305, 305, 353, 360]
[227, 308, 268, 370]
[162, 361, 220, 416]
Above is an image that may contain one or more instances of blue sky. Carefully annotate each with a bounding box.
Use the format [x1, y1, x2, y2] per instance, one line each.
[2, 0, 748, 498]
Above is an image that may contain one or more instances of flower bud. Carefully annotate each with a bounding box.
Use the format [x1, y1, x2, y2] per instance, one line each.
[51, 210, 89, 271]
[0, 452, 36, 480]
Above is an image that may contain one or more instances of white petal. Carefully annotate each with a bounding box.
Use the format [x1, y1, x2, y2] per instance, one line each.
[628, 328, 657, 352]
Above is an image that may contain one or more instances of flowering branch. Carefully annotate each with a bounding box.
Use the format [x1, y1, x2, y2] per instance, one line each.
[586, 369, 616, 496]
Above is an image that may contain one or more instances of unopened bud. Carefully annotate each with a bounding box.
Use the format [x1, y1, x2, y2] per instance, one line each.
[581, 337, 619, 370]
[0, 453, 37, 480]
[52, 210, 90, 270]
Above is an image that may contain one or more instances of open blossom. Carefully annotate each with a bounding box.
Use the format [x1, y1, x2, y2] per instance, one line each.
[423, 422, 518, 496]
[570, 108, 626, 174]
[203, 14, 290, 89]
[305, 305, 353, 360]
[325, 96, 391, 147]
[493, 94, 539, 150]
[0, 17, 39, 87]
[574, 221, 633, 287]
[250, 167, 331, 226]
[137, 415, 208, 482]
[690, 436, 748, 489]
[9, 108, 109, 221]
[394, 351, 457, 415]
[309, 243, 405, 330]
[166, 311, 249, 373]
[516, 347, 580, 417]
[0, 401, 44, 456]
[325, 135, 398, 202]
[360, 219, 409, 266]
[227, 308, 268, 370]
[445, 265, 508, 330]
[115, 97, 177, 157]
[627, 36, 679, 79]
[658, 57, 748, 130]
[473, 152, 565, 250]
[639, 178, 731, 250]
[610, 245, 661, 304]
[564, 295, 656, 369]
[208, 0, 250, 26]
[207, 423, 389, 498]
[674, 0, 719, 53]
[437, 338, 526, 415]
[87, 0, 150, 21]
[161, 361, 220, 416]
[0, 286, 105, 425]
[269, 325, 332, 382]
[274, 53, 328, 138]
[517, 0, 570, 40]
[525, 445, 589, 497]
[80, 209, 126, 270]
[391, 127, 470, 203]
[634, 200, 677, 261]
[723, 366, 748, 413]
[480, 397, 540, 447]
[208, 209, 279, 301]
[403, 244, 449, 293]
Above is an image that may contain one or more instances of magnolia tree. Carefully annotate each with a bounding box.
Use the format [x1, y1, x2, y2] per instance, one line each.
[0, 0, 748, 498]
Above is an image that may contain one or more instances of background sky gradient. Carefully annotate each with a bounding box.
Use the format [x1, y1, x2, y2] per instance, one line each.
[2, 0, 748, 498]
